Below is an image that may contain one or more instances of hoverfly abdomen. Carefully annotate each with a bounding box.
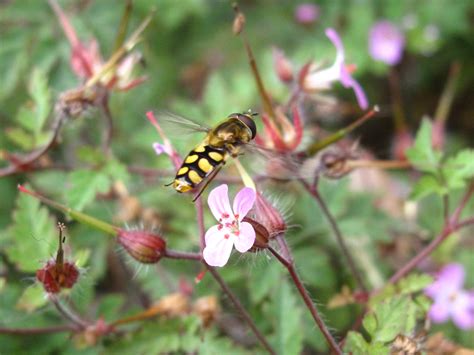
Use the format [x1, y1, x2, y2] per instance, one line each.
[173, 144, 227, 193]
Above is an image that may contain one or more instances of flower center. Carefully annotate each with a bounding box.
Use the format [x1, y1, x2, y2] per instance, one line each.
[219, 214, 240, 237]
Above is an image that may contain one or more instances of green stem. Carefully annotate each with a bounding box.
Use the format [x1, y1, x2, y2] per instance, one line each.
[17, 185, 118, 236]
[306, 107, 378, 156]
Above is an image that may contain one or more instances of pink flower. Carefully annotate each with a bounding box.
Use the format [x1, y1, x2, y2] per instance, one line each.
[294, 4, 320, 25]
[303, 28, 369, 110]
[203, 185, 256, 267]
[425, 263, 474, 330]
[369, 21, 405, 66]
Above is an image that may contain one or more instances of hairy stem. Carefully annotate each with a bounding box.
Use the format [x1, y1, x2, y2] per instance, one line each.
[164, 249, 202, 261]
[268, 246, 342, 355]
[302, 182, 368, 292]
[207, 267, 276, 355]
[49, 295, 88, 329]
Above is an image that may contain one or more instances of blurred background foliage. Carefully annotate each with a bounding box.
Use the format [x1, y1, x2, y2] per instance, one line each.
[0, 0, 473, 354]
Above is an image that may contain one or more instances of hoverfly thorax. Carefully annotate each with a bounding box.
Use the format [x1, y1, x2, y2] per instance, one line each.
[171, 110, 257, 198]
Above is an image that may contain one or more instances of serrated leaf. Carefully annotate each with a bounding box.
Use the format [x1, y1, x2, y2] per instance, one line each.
[6, 186, 57, 272]
[344, 331, 370, 355]
[396, 274, 434, 295]
[16, 284, 47, 312]
[406, 118, 441, 172]
[28, 68, 52, 135]
[372, 296, 416, 342]
[270, 281, 303, 355]
[410, 174, 446, 199]
[66, 170, 111, 211]
[442, 149, 474, 190]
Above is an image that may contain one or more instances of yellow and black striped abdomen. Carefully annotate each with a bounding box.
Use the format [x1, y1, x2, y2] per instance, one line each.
[173, 144, 227, 193]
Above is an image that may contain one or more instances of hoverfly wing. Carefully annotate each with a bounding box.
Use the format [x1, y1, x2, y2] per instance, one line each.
[153, 110, 211, 138]
[242, 143, 317, 182]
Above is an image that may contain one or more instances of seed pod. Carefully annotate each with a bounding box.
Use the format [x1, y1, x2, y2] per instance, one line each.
[36, 260, 79, 293]
[117, 229, 166, 264]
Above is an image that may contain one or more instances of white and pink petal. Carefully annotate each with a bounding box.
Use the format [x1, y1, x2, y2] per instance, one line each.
[233, 221, 256, 253]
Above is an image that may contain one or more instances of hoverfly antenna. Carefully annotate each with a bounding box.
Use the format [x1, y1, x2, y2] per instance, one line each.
[244, 109, 259, 117]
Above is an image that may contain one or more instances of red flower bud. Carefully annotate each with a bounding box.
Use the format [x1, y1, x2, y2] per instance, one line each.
[273, 47, 294, 83]
[117, 229, 166, 264]
[253, 193, 287, 238]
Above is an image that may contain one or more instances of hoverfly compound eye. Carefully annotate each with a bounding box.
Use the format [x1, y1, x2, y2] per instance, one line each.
[236, 113, 257, 139]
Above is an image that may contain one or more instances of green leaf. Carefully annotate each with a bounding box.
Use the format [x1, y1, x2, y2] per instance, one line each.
[28, 68, 52, 135]
[396, 274, 433, 295]
[248, 261, 281, 304]
[362, 313, 377, 336]
[5, 126, 35, 150]
[406, 118, 441, 172]
[410, 174, 446, 199]
[270, 281, 303, 355]
[16, 68, 52, 137]
[66, 170, 111, 211]
[344, 331, 370, 355]
[5, 186, 57, 272]
[371, 296, 416, 342]
[442, 149, 474, 190]
[16, 284, 48, 312]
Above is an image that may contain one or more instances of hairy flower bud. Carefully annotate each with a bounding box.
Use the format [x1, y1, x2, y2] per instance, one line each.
[36, 259, 79, 293]
[253, 193, 287, 238]
[117, 229, 166, 264]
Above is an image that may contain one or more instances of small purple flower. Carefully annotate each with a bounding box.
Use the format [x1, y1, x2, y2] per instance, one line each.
[303, 28, 369, 110]
[295, 4, 320, 25]
[369, 21, 405, 66]
[203, 184, 256, 267]
[425, 263, 474, 330]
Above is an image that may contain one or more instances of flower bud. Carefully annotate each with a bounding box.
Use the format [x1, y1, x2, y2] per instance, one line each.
[392, 129, 413, 160]
[117, 229, 166, 264]
[273, 48, 294, 83]
[253, 193, 287, 237]
[243, 217, 270, 252]
[36, 259, 79, 294]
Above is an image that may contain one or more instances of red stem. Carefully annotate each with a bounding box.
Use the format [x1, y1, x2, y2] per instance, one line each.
[207, 267, 276, 354]
[268, 246, 342, 355]
[302, 181, 368, 292]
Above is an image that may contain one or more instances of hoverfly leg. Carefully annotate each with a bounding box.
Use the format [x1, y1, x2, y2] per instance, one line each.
[192, 164, 223, 202]
[164, 181, 174, 187]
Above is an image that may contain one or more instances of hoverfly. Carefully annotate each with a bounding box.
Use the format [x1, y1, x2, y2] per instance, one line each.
[163, 110, 258, 200]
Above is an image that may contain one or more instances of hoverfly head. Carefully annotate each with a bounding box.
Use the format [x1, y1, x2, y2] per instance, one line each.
[228, 110, 258, 140]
